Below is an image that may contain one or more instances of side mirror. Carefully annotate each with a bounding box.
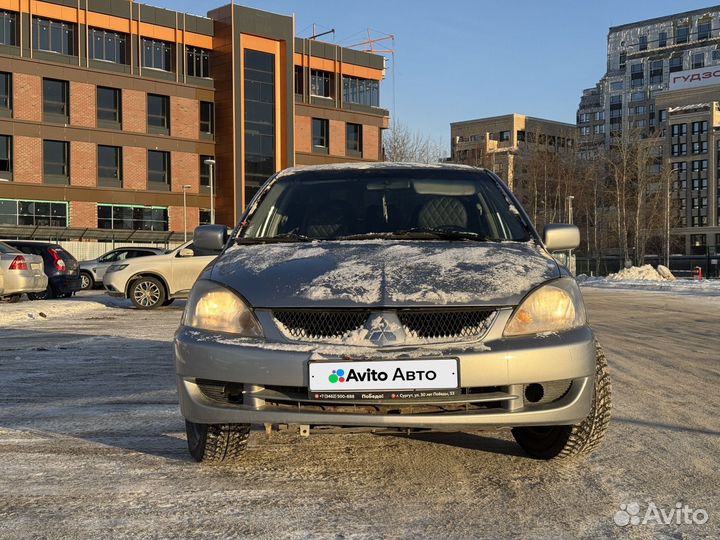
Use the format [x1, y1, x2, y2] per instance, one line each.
[193, 224, 228, 254]
[543, 224, 580, 251]
[178, 248, 194, 258]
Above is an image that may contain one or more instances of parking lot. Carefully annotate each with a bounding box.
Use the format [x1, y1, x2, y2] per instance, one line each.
[1, 288, 718, 540]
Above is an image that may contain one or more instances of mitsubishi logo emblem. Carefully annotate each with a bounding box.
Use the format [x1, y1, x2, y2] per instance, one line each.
[365, 313, 405, 346]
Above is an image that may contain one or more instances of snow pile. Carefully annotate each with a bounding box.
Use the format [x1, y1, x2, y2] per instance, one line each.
[606, 264, 668, 282]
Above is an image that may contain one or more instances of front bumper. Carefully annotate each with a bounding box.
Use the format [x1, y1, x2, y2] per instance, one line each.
[175, 320, 597, 430]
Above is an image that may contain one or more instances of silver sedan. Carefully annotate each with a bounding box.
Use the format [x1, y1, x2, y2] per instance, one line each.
[0, 241, 48, 302]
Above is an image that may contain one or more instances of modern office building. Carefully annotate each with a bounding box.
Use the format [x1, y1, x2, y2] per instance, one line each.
[450, 114, 576, 189]
[0, 0, 389, 242]
[577, 5, 720, 254]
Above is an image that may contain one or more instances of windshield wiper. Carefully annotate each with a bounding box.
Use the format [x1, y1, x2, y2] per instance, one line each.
[236, 232, 314, 244]
[335, 228, 490, 241]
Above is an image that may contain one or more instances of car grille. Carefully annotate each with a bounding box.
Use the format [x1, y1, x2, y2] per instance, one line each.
[272, 308, 496, 344]
[398, 309, 495, 340]
[273, 309, 371, 340]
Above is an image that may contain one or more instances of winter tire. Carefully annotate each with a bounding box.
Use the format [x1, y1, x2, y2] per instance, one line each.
[129, 277, 166, 309]
[512, 341, 612, 460]
[185, 420, 251, 463]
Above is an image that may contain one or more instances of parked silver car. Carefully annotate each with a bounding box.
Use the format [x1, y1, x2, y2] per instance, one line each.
[103, 241, 217, 309]
[0, 241, 48, 302]
[79, 247, 165, 290]
[175, 163, 611, 463]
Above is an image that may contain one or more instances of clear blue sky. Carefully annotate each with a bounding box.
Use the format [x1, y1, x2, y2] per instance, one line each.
[151, 0, 715, 146]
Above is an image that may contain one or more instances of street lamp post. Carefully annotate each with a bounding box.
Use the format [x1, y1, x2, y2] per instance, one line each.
[181, 184, 192, 242]
[566, 195, 575, 225]
[203, 158, 216, 224]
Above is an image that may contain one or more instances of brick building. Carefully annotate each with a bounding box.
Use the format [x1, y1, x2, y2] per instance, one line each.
[0, 1, 389, 242]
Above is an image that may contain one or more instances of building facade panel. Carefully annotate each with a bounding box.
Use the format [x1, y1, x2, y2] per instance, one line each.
[13, 136, 43, 183]
[70, 82, 96, 128]
[13, 73, 42, 122]
[70, 141, 96, 187]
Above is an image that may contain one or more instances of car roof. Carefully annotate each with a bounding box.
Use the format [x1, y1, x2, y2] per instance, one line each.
[1, 240, 61, 247]
[274, 162, 486, 180]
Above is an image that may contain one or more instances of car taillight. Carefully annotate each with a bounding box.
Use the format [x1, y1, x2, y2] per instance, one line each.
[8, 255, 28, 271]
[48, 248, 66, 272]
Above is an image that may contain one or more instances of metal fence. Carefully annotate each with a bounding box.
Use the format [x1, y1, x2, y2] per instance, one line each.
[577, 255, 720, 278]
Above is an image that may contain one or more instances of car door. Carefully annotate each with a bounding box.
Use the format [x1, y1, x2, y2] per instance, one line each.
[94, 250, 126, 282]
[169, 242, 216, 295]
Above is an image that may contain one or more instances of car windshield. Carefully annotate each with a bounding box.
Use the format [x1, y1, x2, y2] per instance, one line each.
[239, 169, 531, 243]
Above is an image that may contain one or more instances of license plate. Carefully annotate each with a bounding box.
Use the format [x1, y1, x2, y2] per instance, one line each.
[31, 263, 42, 271]
[309, 359, 458, 401]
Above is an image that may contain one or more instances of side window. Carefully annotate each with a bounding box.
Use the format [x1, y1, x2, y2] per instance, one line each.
[99, 251, 119, 263]
[115, 250, 130, 261]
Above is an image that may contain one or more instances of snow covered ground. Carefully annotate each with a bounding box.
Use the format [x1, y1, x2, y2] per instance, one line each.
[578, 265, 720, 297]
[1, 289, 719, 539]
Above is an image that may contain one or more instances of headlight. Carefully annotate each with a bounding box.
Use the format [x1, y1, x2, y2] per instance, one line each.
[504, 278, 586, 337]
[107, 264, 129, 273]
[183, 280, 263, 337]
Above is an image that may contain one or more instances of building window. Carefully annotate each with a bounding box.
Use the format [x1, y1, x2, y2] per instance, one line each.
[200, 155, 214, 187]
[147, 94, 170, 132]
[0, 199, 68, 227]
[692, 141, 708, 154]
[659, 109, 667, 122]
[619, 52, 626, 70]
[578, 112, 591, 122]
[658, 31, 667, 48]
[692, 52, 704, 69]
[97, 145, 122, 183]
[0, 10, 17, 46]
[43, 78, 68, 121]
[671, 143, 687, 156]
[199, 208, 211, 225]
[499, 130, 511, 142]
[671, 123, 687, 137]
[96, 86, 121, 126]
[147, 150, 170, 185]
[580, 126, 590, 136]
[517, 130, 526, 142]
[33, 17, 74, 55]
[630, 63, 644, 87]
[691, 159, 708, 172]
[649, 60, 663, 84]
[676, 24, 689, 44]
[698, 20, 712, 41]
[200, 101, 214, 135]
[346, 123, 362, 154]
[639, 35, 647, 51]
[0, 135, 11, 179]
[310, 70, 332, 98]
[595, 110, 605, 121]
[90, 28, 127, 64]
[294, 66, 304, 95]
[312, 118, 329, 150]
[142, 38, 172, 71]
[0, 72, 10, 111]
[244, 49, 276, 204]
[669, 55, 683, 73]
[43, 140, 69, 181]
[343, 76, 380, 107]
[672, 161, 687, 177]
[610, 81, 623, 91]
[98, 204, 168, 231]
[186, 46, 210, 78]
[692, 121, 708, 135]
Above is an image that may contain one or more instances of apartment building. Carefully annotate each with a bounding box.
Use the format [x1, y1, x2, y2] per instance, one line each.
[450, 114, 576, 189]
[577, 5, 720, 254]
[0, 0, 389, 242]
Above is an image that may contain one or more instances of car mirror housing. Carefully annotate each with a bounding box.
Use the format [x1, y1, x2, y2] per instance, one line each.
[193, 225, 228, 254]
[543, 224, 580, 251]
[179, 248, 195, 258]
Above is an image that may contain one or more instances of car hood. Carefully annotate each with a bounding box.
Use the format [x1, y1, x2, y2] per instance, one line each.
[211, 240, 559, 308]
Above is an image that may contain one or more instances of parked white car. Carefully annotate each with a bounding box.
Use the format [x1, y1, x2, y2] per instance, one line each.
[103, 240, 218, 309]
[79, 247, 165, 290]
[0, 241, 48, 303]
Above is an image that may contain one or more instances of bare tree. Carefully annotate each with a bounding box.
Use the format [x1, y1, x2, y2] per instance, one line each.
[383, 121, 446, 163]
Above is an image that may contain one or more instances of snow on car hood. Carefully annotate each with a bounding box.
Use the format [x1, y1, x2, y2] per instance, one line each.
[212, 240, 559, 308]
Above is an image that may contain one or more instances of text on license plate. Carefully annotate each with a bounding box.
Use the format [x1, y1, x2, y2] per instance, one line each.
[308, 359, 458, 392]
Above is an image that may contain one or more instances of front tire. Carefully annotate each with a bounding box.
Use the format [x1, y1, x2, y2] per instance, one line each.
[1, 294, 21, 303]
[80, 272, 94, 290]
[129, 277, 166, 309]
[512, 342, 612, 460]
[185, 420, 251, 463]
